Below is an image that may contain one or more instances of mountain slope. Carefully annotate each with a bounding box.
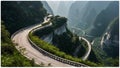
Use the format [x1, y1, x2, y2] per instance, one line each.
[46, 1, 60, 15]
[41, 1, 54, 15]
[1, 1, 47, 35]
[68, 1, 111, 30]
[1, 21, 39, 66]
[56, 1, 74, 17]
[33, 16, 87, 58]
[89, 1, 119, 39]
[102, 17, 119, 58]
[46, 1, 74, 17]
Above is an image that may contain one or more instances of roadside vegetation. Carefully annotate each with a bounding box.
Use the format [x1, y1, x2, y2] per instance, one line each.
[1, 1, 47, 35]
[1, 21, 42, 66]
[29, 16, 103, 66]
[1, 1, 49, 66]
[29, 32, 99, 66]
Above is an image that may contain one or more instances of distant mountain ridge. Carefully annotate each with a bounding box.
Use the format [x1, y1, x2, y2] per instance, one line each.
[89, 1, 119, 38]
[68, 1, 111, 30]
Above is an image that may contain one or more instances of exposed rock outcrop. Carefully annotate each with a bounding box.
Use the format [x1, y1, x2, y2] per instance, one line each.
[101, 17, 119, 58]
[54, 23, 67, 35]
[41, 1, 54, 15]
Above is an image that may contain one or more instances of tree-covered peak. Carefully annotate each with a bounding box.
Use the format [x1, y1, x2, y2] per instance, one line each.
[51, 15, 67, 28]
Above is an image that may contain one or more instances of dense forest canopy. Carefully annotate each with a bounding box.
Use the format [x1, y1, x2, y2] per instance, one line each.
[1, 1, 47, 66]
[1, 21, 40, 66]
[1, 1, 47, 35]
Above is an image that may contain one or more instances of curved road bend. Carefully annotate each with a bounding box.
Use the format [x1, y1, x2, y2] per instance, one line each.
[12, 15, 90, 66]
[79, 37, 91, 61]
[12, 24, 73, 67]
[39, 29, 91, 61]
[12, 15, 73, 66]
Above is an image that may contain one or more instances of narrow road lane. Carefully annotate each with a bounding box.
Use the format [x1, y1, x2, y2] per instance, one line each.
[80, 37, 91, 61]
[12, 15, 89, 66]
[12, 24, 72, 67]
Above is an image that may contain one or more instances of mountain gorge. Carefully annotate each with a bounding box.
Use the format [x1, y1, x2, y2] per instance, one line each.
[46, 1, 119, 66]
[33, 16, 87, 58]
[87, 1, 119, 66]
[89, 1, 119, 39]
[102, 17, 119, 58]
[68, 1, 110, 30]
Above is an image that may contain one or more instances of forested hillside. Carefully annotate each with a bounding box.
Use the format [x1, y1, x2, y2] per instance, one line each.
[41, 1, 54, 15]
[1, 21, 40, 66]
[92, 17, 119, 66]
[89, 1, 119, 38]
[33, 16, 87, 57]
[1, 1, 119, 67]
[30, 16, 100, 66]
[2, 1, 47, 35]
[1, 1, 48, 66]
[68, 1, 110, 30]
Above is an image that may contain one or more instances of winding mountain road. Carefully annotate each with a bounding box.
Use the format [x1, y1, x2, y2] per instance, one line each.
[12, 26, 74, 66]
[71, 27, 92, 60]
[12, 17, 72, 67]
[11, 15, 90, 66]
[80, 37, 91, 61]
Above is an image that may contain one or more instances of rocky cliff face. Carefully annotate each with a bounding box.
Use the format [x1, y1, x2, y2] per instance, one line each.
[102, 18, 119, 46]
[89, 1, 119, 40]
[68, 1, 111, 30]
[46, 1, 60, 15]
[68, 1, 87, 29]
[54, 23, 67, 35]
[46, 1, 74, 17]
[101, 17, 119, 58]
[34, 16, 68, 44]
[34, 15, 87, 58]
[41, 1, 54, 15]
[40, 23, 67, 44]
[56, 1, 74, 17]
[41, 32, 53, 44]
